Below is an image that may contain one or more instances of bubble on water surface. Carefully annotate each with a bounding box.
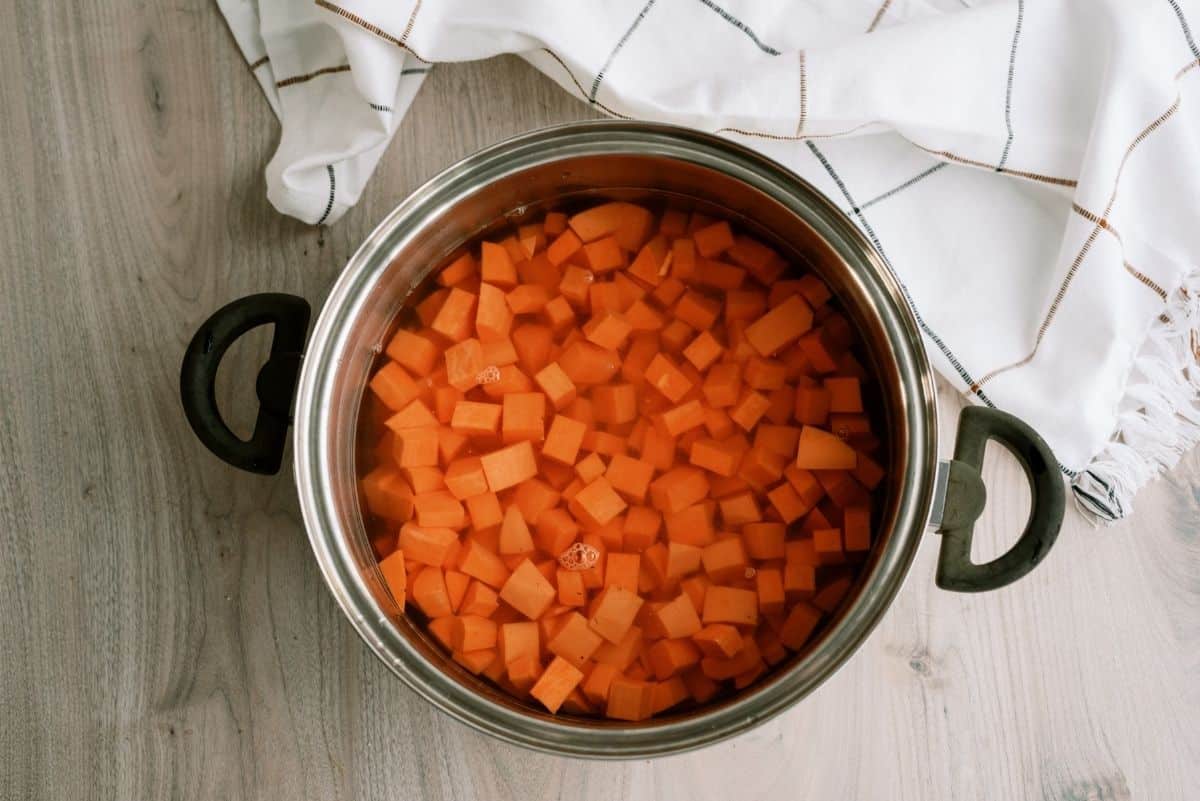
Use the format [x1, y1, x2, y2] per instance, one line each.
[558, 542, 599, 571]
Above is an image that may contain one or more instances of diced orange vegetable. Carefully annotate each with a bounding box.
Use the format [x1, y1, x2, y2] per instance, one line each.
[601, 453, 654, 503]
[795, 426, 858, 470]
[779, 602, 822, 650]
[547, 612, 604, 667]
[398, 523, 457, 566]
[693, 623, 743, 658]
[530, 656, 584, 713]
[378, 549, 407, 611]
[664, 503, 715, 547]
[702, 586, 758, 626]
[649, 466, 709, 514]
[444, 337, 485, 391]
[386, 329, 439, 377]
[588, 586, 644, 643]
[430, 288, 478, 343]
[444, 457, 488, 500]
[674, 291, 721, 331]
[500, 559, 557, 620]
[742, 522, 786, 560]
[605, 676, 655, 721]
[412, 567, 453, 618]
[534, 507, 579, 557]
[480, 241, 517, 288]
[692, 220, 735, 258]
[480, 440, 539, 492]
[702, 362, 742, 408]
[501, 391, 546, 444]
[414, 490, 466, 529]
[592, 383, 638, 425]
[450, 400, 501, 437]
[744, 295, 814, 357]
[568, 476, 628, 527]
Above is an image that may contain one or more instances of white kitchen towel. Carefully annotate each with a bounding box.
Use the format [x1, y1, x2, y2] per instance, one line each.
[218, 0, 1200, 521]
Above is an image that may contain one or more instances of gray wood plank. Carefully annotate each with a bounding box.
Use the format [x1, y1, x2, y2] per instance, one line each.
[1, 2, 1196, 799]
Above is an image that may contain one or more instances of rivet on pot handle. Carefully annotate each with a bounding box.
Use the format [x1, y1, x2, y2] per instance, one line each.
[180, 294, 311, 475]
[931, 407, 1065, 592]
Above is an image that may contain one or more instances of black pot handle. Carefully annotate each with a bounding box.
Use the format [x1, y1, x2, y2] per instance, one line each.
[934, 407, 1065, 592]
[180, 293, 311, 475]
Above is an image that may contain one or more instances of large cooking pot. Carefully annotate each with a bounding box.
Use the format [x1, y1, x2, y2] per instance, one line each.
[180, 121, 1064, 758]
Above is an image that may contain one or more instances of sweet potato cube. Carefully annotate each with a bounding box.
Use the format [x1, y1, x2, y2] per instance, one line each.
[458, 539, 511, 588]
[534, 507, 579, 557]
[689, 437, 741, 477]
[530, 656, 584, 713]
[534, 362, 577, 411]
[502, 392, 546, 444]
[664, 503, 715, 547]
[557, 568, 587, 607]
[438, 252, 477, 287]
[498, 506, 534, 555]
[547, 612, 604, 667]
[499, 620, 539, 665]
[693, 623, 743, 659]
[605, 453, 655, 503]
[582, 662, 619, 706]
[605, 676, 655, 721]
[414, 490, 466, 529]
[647, 638, 702, 681]
[394, 427, 439, 468]
[480, 241, 518, 288]
[583, 310, 633, 350]
[795, 426, 858, 470]
[398, 523, 457, 567]
[450, 400, 501, 437]
[444, 337, 485, 391]
[430, 288, 478, 344]
[476, 282, 514, 343]
[756, 569, 786, 615]
[674, 291, 721, 331]
[569, 477, 628, 527]
[452, 615, 498, 652]
[583, 235, 624, 273]
[386, 329, 439, 377]
[692, 220, 735, 258]
[643, 354, 694, 403]
[412, 568, 453, 618]
[649, 466, 710, 514]
[702, 586, 758, 626]
[443, 457, 487, 500]
[542, 414, 587, 466]
[701, 537, 748, 584]
[702, 362, 742, 408]
[378, 549, 407, 611]
[480, 440, 539, 492]
[460, 580, 499, 617]
[666, 541, 702, 579]
[683, 330, 723, 371]
[744, 294, 814, 356]
[369, 362, 423, 411]
[588, 586, 644, 643]
[824, 376, 863, 413]
[742, 522, 786, 560]
[653, 593, 704, 639]
[729, 388, 771, 431]
[779, 602, 823, 650]
[604, 552, 640, 593]
[500, 559, 557, 620]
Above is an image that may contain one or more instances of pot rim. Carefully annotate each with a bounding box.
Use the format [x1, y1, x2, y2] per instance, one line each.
[293, 120, 939, 758]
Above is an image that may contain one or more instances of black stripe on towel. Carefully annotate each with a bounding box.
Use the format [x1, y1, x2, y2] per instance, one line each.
[997, 0, 1024, 170]
[694, 0, 781, 55]
[804, 141, 994, 406]
[590, 0, 658, 101]
[316, 165, 336, 226]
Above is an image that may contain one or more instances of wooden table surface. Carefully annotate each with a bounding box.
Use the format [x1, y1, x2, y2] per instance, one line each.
[2, 3, 1197, 800]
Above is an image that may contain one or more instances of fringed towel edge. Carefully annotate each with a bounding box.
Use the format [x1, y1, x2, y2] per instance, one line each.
[1073, 269, 1200, 522]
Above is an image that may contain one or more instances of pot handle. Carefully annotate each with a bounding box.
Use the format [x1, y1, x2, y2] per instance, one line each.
[180, 293, 311, 475]
[933, 407, 1065, 592]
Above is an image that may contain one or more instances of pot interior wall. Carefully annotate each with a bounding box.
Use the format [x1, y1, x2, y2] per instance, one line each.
[326, 151, 911, 726]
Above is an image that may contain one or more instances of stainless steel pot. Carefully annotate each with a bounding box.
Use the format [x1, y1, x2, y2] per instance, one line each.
[181, 121, 1064, 758]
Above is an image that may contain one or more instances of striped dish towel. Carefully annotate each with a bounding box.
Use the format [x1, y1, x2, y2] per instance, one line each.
[218, 0, 1200, 521]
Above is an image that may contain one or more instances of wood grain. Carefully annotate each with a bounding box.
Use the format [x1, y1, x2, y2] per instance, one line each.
[0, 2, 1196, 799]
